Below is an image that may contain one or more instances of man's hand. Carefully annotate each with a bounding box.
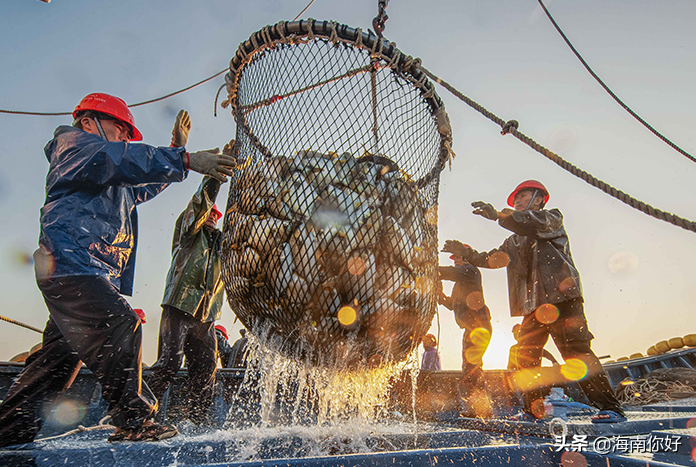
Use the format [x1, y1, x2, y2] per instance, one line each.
[222, 139, 236, 156]
[472, 201, 499, 221]
[442, 239, 472, 259]
[188, 148, 236, 182]
[171, 110, 191, 147]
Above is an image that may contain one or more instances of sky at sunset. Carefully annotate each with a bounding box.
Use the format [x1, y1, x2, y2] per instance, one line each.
[0, 0, 694, 370]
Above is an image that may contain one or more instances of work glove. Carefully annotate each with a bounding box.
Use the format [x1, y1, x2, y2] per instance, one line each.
[471, 201, 498, 221]
[222, 139, 236, 156]
[171, 110, 191, 147]
[441, 239, 472, 259]
[188, 148, 236, 182]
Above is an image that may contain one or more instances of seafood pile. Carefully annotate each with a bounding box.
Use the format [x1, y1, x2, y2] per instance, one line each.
[221, 150, 438, 367]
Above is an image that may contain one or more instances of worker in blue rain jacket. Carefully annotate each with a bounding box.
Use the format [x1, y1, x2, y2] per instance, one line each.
[0, 93, 236, 446]
[147, 166, 231, 425]
[443, 180, 625, 424]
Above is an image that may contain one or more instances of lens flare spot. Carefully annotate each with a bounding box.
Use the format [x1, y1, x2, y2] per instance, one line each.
[530, 398, 546, 419]
[548, 127, 578, 154]
[465, 347, 485, 365]
[487, 251, 509, 268]
[469, 327, 491, 348]
[687, 417, 696, 429]
[347, 256, 366, 276]
[535, 304, 559, 324]
[425, 205, 438, 225]
[465, 291, 485, 310]
[607, 251, 639, 274]
[48, 400, 85, 427]
[11, 249, 34, 267]
[560, 451, 587, 467]
[560, 358, 589, 381]
[558, 277, 576, 294]
[338, 306, 357, 326]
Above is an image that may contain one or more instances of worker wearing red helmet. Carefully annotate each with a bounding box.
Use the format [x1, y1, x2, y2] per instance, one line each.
[148, 161, 233, 425]
[214, 325, 235, 368]
[438, 249, 492, 417]
[443, 180, 625, 423]
[0, 93, 237, 447]
[420, 334, 441, 370]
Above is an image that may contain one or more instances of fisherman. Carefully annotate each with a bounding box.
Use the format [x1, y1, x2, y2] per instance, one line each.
[507, 323, 559, 370]
[147, 166, 231, 425]
[420, 334, 441, 370]
[443, 180, 625, 423]
[0, 93, 236, 447]
[215, 325, 234, 368]
[438, 251, 492, 415]
[227, 328, 249, 369]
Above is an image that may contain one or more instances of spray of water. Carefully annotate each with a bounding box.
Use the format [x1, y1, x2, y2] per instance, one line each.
[222, 321, 422, 459]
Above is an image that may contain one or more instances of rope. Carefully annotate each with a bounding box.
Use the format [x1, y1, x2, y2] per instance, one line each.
[38, 416, 115, 442]
[418, 64, 696, 234]
[239, 63, 374, 114]
[537, 0, 696, 164]
[1, 0, 319, 117]
[293, 0, 316, 22]
[0, 70, 227, 116]
[617, 378, 695, 405]
[0, 315, 43, 334]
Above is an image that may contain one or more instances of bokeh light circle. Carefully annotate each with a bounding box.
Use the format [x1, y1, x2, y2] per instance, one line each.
[487, 251, 510, 268]
[347, 256, 366, 276]
[470, 327, 491, 348]
[337, 306, 357, 326]
[560, 451, 587, 467]
[607, 251, 639, 274]
[530, 398, 546, 419]
[48, 399, 85, 427]
[465, 291, 485, 310]
[535, 304, 559, 324]
[560, 358, 589, 381]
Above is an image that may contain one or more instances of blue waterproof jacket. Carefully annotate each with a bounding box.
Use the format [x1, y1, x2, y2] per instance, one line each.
[36, 126, 188, 295]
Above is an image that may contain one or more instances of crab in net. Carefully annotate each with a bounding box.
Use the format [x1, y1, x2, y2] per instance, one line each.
[220, 19, 454, 368]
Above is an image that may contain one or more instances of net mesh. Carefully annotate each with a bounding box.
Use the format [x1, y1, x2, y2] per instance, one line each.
[221, 20, 450, 367]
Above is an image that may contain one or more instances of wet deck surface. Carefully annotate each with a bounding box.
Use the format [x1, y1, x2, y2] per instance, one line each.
[1, 409, 694, 466]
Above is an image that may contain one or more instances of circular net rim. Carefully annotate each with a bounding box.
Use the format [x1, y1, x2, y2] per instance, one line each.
[221, 18, 454, 181]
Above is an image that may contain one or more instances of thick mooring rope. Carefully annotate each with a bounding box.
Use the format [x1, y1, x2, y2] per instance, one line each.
[418, 65, 696, 234]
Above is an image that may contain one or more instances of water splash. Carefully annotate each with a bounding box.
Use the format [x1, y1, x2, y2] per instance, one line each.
[223, 321, 421, 459]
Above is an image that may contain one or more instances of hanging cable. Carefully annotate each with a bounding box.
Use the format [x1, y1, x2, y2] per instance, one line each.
[418, 64, 696, 234]
[0, 0, 319, 116]
[293, 0, 316, 21]
[537, 0, 695, 164]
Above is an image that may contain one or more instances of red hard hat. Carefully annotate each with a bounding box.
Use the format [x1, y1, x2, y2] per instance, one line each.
[423, 333, 437, 346]
[507, 180, 549, 207]
[133, 308, 146, 324]
[73, 93, 143, 141]
[215, 325, 228, 340]
[211, 204, 222, 221]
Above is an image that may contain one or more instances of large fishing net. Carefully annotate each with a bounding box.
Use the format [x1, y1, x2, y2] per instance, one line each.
[220, 19, 454, 367]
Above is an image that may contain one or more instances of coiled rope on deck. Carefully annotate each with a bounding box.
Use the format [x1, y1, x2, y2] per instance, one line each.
[417, 64, 696, 234]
